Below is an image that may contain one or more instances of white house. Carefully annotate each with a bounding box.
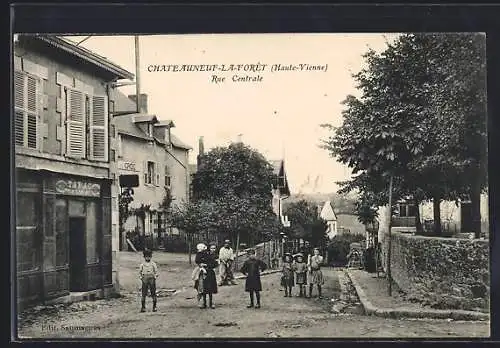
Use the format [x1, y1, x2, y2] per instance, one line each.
[320, 201, 338, 239]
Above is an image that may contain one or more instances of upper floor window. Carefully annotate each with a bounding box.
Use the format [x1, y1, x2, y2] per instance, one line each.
[164, 165, 171, 188]
[14, 71, 40, 149]
[146, 161, 155, 184]
[64, 86, 108, 161]
[144, 161, 160, 186]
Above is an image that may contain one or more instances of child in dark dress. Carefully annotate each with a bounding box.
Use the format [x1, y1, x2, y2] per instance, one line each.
[195, 243, 218, 309]
[240, 249, 267, 309]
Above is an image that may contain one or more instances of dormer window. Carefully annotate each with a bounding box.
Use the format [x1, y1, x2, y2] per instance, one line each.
[166, 127, 171, 144]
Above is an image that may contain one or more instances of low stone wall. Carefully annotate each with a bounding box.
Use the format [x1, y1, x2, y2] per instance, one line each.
[390, 232, 490, 311]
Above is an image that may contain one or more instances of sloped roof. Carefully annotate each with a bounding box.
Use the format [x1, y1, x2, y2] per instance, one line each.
[113, 90, 192, 150]
[30, 35, 134, 80]
[114, 114, 191, 150]
[320, 200, 337, 221]
[133, 114, 158, 123]
[271, 160, 283, 175]
[112, 89, 137, 114]
[270, 159, 290, 196]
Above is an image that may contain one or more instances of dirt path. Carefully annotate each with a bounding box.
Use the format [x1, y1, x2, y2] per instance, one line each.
[17, 269, 489, 339]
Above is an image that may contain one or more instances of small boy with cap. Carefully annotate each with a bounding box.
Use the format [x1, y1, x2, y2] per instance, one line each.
[218, 239, 236, 285]
[139, 249, 158, 312]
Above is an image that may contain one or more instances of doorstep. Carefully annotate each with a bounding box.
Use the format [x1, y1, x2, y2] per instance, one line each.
[44, 287, 114, 305]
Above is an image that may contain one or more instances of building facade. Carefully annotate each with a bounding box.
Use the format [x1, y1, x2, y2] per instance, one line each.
[112, 91, 191, 249]
[14, 35, 133, 308]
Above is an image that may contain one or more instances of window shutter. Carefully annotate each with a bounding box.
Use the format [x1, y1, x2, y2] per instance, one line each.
[14, 71, 24, 109]
[155, 162, 160, 186]
[143, 161, 148, 184]
[14, 71, 25, 146]
[14, 71, 40, 149]
[90, 94, 108, 161]
[26, 75, 39, 149]
[66, 89, 85, 158]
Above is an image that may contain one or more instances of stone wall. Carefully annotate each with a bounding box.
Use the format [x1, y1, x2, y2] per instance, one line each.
[390, 232, 490, 311]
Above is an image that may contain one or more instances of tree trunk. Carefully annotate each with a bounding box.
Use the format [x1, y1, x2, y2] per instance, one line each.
[235, 230, 241, 271]
[471, 180, 482, 239]
[188, 233, 192, 265]
[433, 196, 442, 236]
[414, 199, 423, 235]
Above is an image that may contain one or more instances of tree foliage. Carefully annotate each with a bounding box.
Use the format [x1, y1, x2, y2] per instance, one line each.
[286, 199, 328, 248]
[321, 33, 487, 236]
[173, 142, 279, 247]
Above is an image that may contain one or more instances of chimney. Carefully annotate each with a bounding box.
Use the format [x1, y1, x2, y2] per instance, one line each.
[128, 94, 148, 113]
[197, 136, 204, 167]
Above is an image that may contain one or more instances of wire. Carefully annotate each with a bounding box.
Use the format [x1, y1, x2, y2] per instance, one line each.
[76, 36, 92, 46]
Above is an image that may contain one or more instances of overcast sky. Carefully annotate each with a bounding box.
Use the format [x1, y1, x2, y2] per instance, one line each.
[66, 33, 399, 195]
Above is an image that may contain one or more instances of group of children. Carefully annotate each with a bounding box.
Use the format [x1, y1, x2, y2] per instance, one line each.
[137, 246, 325, 312]
[281, 247, 325, 299]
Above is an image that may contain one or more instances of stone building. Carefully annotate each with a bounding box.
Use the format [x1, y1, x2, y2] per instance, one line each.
[14, 35, 133, 308]
[112, 91, 192, 249]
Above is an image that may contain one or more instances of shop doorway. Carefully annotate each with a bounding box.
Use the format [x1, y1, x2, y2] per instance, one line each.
[69, 217, 86, 291]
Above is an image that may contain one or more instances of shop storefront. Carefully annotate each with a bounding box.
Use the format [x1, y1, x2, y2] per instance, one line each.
[16, 169, 112, 308]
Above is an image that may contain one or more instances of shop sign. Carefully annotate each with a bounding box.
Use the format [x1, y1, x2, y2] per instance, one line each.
[118, 161, 138, 172]
[55, 179, 101, 197]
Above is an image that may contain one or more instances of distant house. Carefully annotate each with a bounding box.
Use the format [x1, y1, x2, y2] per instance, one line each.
[320, 201, 338, 239]
[271, 159, 291, 225]
[376, 193, 489, 243]
[112, 91, 192, 249]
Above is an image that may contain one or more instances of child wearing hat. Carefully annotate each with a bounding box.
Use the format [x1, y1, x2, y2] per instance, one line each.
[192, 243, 208, 302]
[294, 253, 308, 297]
[139, 249, 158, 312]
[281, 253, 295, 297]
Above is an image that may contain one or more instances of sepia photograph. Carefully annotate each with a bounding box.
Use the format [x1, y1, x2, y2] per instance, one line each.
[12, 32, 490, 339]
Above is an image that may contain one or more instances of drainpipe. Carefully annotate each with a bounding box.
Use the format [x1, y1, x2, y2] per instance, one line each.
[165, 146, 190, 204]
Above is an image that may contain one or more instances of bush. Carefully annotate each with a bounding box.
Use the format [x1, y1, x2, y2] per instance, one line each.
[327, 233, 365, 265]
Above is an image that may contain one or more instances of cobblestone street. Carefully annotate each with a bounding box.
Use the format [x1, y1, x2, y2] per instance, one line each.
[17, 253, 489, 339]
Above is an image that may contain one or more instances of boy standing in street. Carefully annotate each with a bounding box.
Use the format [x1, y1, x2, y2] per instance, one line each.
[240, 248, 267, 308]
[219, 239, 237, 285]
[139, 249, 158, 312]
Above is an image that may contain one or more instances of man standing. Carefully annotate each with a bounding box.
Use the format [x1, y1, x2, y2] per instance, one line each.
[218, 239, 237, 285]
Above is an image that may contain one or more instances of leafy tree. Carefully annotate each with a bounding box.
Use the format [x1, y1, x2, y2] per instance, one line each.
[168, 200, 217, 264]
[285, 199, 328, 249]
[321, 33, 487, 237]
[191, 142, 278, 246]
[192, 142, 274, 204]
[118, 188, 134, 234]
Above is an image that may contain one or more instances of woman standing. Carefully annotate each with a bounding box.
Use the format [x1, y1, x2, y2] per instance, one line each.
[307, 247, 324, 299]
[195, 243, 218, 309]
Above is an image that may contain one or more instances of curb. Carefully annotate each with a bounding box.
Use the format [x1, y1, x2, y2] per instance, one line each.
[345, 270, 490, 322]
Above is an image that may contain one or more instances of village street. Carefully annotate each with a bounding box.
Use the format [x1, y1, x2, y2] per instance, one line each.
[17, 252, 489, 339]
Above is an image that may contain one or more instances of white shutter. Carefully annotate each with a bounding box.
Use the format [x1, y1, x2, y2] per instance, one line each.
[90, 94, 108, 161]
[155, 162, 160, 186]
[143, 161, 148, 184]
[14, 71, 39, 149]
[66, 89, 85, 158]
[26, 75, 38, 149]
[14, 72, 25, 146]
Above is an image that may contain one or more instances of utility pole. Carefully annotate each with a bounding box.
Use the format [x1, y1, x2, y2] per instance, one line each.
[387, 175, 394, 296]
[135, 35, 141, 113]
